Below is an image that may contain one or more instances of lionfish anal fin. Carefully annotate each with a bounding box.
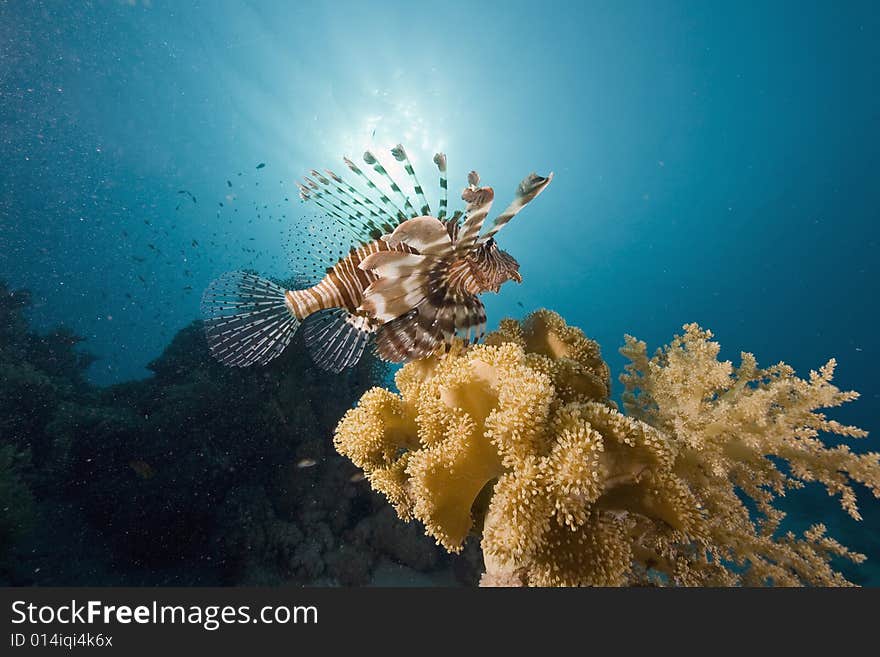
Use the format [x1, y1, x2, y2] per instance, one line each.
[302, 308, 375, 374]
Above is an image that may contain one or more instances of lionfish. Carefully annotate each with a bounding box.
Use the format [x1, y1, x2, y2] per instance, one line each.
[202, 145, 553, 373]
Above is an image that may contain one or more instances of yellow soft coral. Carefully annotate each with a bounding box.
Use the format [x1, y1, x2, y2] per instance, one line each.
[333, 310, 879, 586]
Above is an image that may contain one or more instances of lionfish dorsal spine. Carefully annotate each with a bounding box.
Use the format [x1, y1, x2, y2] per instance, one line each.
[325, 169, 395, 235]
[343, 156, 408, 224]
[311, 168, 392, 239]
[298, 177, 370, 242]
[392, 144, 431, 216]
[363, 150, 418, 218]
[317, 169, 384, 221]
[297, 182, 355, 230]
[307, 172, 369, 222]
[433, 152, 448, 220]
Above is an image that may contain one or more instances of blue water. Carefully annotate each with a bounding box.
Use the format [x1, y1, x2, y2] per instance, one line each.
[1, 1, 878, 584]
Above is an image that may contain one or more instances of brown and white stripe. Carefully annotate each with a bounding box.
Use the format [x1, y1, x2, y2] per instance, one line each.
[477, 172, 554, 244]
[455, 181, 495, 253]
[284, 239, 412, 321]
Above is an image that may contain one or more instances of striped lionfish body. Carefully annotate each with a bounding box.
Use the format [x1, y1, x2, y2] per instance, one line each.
[202, 145, 553, 372]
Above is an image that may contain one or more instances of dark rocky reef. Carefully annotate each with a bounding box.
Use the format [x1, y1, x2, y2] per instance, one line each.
[0, 280, 462, 586]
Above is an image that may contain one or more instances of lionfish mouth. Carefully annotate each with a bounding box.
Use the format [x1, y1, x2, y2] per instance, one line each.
[511, 271, 523, 284]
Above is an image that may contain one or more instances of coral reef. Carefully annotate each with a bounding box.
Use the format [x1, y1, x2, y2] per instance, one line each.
[334, 309, 880, 586]
[0, 280, 447, 586]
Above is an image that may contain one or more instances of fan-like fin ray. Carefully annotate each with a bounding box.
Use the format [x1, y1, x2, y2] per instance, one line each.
[201, 272, 300, 367]
[373, 290, 486, 363]
[302, 309, 374, 373]
[375, 308, 441, 363]
[453, 294, 487, 344]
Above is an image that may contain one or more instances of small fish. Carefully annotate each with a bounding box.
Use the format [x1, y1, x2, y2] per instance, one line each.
[517, 301, 524, 308]
[177, 189, 197, 203]
[296, 458, 317, 468]
[192, 239, 199, 247]
[227, 180, 232, 187]
[202, 144, 552, 373]
[132, 255, 145, 263]
[256, 162, 266, 169]
[349, 471, 366, 483]
[129, 460, 155, 479]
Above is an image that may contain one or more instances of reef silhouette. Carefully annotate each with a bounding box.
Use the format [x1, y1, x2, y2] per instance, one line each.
[335, 309, 880, 586]
[0, 280, 456, 586]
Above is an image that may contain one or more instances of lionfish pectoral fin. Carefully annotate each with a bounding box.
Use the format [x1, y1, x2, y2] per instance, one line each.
[457, 185, 495, 251]
[374, 293, 486, 363]
[453, 294, 486, 344]
[383, 216, 453, 256]
[374, 308, 443, 363]
[358, 251, 430, 278]
[201, 272, 300, 367]
[478, 171, 554, 243]
[519, 171, 554, 198]
[302, 309, 374, 373]
[360, 275, 428, 323]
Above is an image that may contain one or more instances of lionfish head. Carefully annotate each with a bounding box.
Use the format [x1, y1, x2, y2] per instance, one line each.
[472, 237, 522, 293]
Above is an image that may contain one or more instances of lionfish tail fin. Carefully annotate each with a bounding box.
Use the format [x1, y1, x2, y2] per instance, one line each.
[478, 171, 554, 243]
[201, 271, 300, 367]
